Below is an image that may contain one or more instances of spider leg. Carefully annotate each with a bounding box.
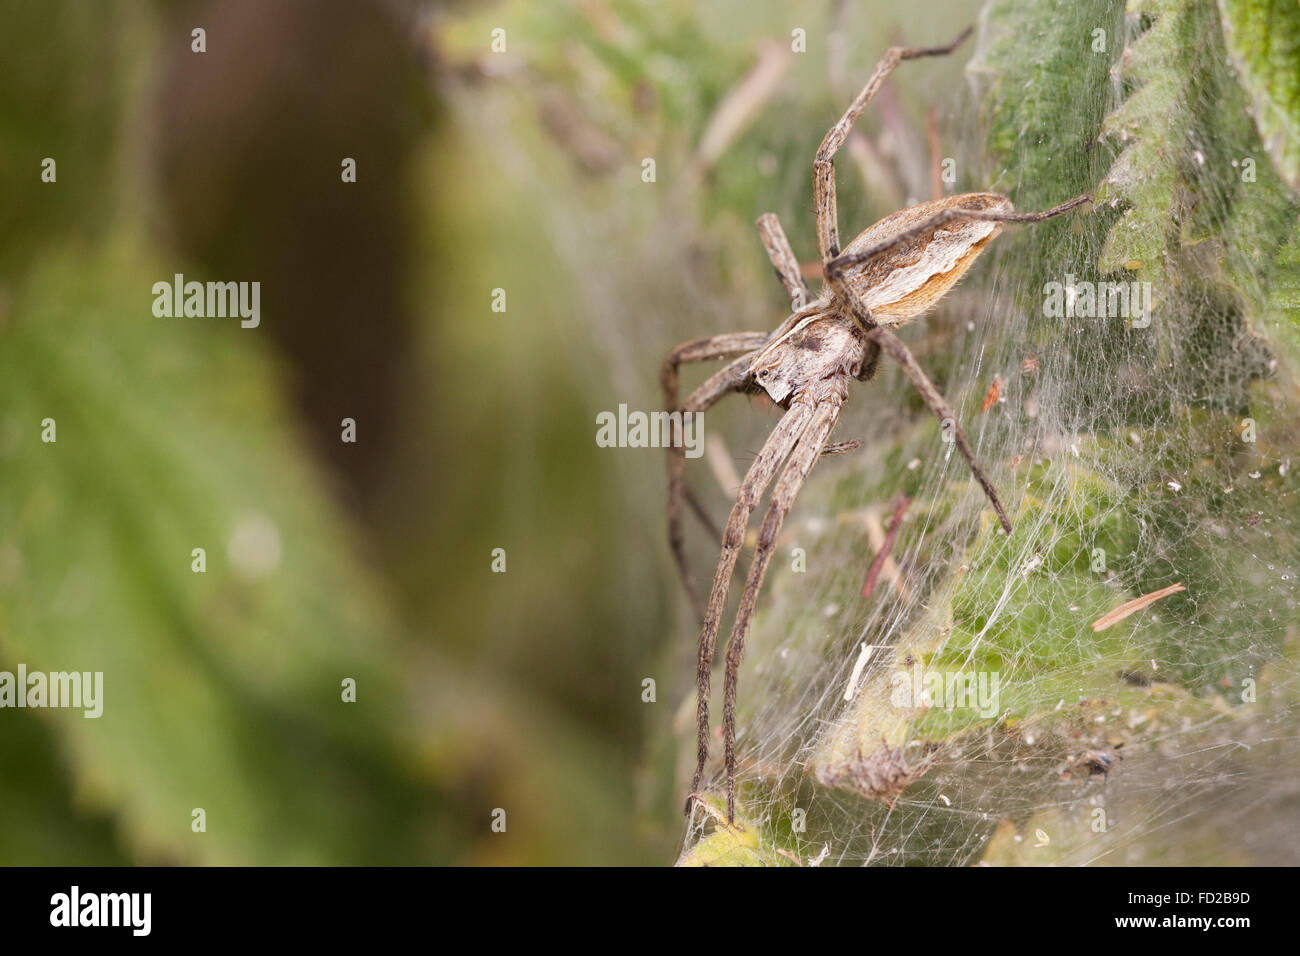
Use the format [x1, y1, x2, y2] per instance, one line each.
[813, 26, 974, 262]
[661, 333, 770, 412]
[721, 397, 843, 823]
[821, 438, 862, 456]
[868, 326, 1013, 534]
[858, 338, 881, 381]
[663, 334, 770, 619]
[756, 213, 811, 309]
[689, 401, 815, 813]
[684, 485, 722, 541]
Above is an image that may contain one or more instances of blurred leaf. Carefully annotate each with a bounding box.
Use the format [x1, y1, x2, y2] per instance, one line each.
[0, 0, 136, 274]
[0, 239, 460, 863]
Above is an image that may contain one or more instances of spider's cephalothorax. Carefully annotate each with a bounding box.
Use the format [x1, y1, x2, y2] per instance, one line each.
[749, 311, 865, 408]
[661, 25, 1092, 826]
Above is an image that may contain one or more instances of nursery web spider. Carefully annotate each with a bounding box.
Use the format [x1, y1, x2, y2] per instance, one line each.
[661, 26, 1090, 825]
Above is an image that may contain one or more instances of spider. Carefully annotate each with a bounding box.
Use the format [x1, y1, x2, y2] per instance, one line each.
[1063, 746, 1123, 781]
[660, 26, 1091, 825]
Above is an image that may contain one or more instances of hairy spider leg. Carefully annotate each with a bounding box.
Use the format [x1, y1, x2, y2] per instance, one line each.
[663, 337, 769, 620]
[813, 25, 974, 262]
[688, 401, 815, 811]
[721, 396, 843, 822]
[869, 326, 1012, 533]
[756, 212, 811, 309]
[683, 485, 722, 542]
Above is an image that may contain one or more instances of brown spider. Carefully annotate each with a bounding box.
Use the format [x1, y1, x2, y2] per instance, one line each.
[1063, 746, 1123, 781]
[661, 26, 1092, 825]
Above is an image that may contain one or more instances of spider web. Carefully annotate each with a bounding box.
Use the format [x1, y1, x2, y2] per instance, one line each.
[436, 0, 1300, 864]
[674, 0, 1300, 866]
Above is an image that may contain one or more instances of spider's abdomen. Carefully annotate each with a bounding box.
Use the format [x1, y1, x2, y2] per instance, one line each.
[840, 192, 1011, 324]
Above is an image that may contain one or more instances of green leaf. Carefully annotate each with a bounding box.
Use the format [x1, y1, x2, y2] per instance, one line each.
[1220, 0, 1300, 192]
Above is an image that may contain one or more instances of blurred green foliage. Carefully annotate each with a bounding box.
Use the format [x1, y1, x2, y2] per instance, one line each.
[0, 0, 663, 865]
